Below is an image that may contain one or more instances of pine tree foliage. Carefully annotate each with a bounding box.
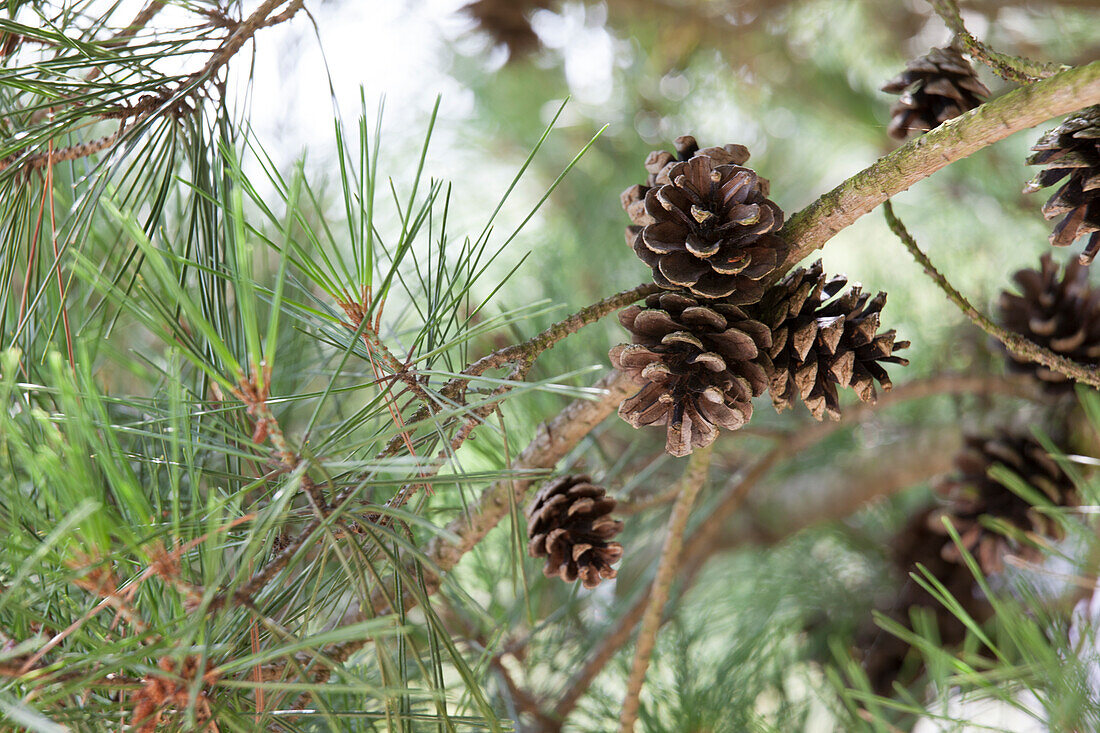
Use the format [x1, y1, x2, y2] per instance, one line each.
[1, 1, 1100, 732]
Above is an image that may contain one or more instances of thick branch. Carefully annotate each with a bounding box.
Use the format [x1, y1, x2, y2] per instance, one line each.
[779, 60, 1100, 275]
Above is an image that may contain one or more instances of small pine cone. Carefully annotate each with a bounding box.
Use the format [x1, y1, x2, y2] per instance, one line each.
[526, 475, 623, 589]
[461, 0, 549, 59]
[621, 136, 788, 303]
[998, 253, 1100, 392]
[881, 46, 990, 140]
[1023, 105, 1100, 265]
[933, 432, 1078, 574]
[752, 260, 909, 421]
[609, 292, 771, 456]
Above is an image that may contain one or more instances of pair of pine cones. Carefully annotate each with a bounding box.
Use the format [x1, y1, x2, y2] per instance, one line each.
[611, 136, 910, 457]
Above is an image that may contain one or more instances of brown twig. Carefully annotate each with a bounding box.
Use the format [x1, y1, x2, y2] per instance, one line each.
[619, 443, 713, 733]
[883, 200, 1100, 389]
[490, 655, 561, 730]
[1, 125, 126, 172]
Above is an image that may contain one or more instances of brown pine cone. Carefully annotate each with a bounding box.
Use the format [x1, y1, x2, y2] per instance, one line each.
[858, 506, 992, 696]
[752, 260, 909, 421]
[882, 46, 990, 140]
[460, 0, 550, 59]
[1023, 105, 1100, 264]
[610, 291, 771, 456]
[526, 475, 623, 589]
[933, 432, 1078, 574]
[620, 135, 751, 224]
[621, 137, 788, 303]
[999, 253, 1100, 392]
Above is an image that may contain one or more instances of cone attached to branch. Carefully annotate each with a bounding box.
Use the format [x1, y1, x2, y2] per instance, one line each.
[933, 432, 1078, 574]
[610, 291, 771, 456]
[526, 475, 623, 589]
[1023, 105, 1100, 264]
[999, 253, 1100, 392]
[881, 46, 990, 140]
[621, 136, 787, 303]
[752, 260, 909, 421]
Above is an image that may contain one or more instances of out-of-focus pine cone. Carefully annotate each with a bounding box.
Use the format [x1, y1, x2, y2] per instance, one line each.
[609, 291, 771, 456]
[858, 506, 992, 696]
[1023, 105, 1100, 264]
[752, 260, 909, 421]
[933, 432, 1078, 574]
[526, 475, 623, 589]
[881, 46, 990, 140]
[620, 136, 788, 303]
[461, 0, 550, 59]
[998, 253, 1100, 392]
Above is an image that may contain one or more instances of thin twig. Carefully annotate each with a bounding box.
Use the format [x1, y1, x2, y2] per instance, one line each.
[490, 655, 561, 730]
[374, 282, 660, 460]
[930, 0, 1063, 83]
[883, 200, 1100, 389]
[619, 443, 714, 733]
[2, 126, 125, 172]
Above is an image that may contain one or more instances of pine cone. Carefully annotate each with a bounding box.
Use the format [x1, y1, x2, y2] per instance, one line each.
[859, 506, 991, 695]
[882, 46, 990, 140]
[461, 0, 549, 59]
[1023, 105, 1100, 265]
[933, 432, 1078, 574]
[621, 137, 788, 303]
[998, 253, 1100, 392]
[620, 135, 752, 224]
[526, 475, 623, 589]
[609, 291, 771, 457]
[752, 260, 909, 421]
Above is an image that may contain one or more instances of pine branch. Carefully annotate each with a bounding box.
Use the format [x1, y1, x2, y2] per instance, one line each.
[883, 200, 1100, 389]
[1, 0, 306, 173]
[235, 59, 1092, 693]
[619, 443, 713, 733]
[778, 60, 1100, 277]
[210, 285, 657, 616]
